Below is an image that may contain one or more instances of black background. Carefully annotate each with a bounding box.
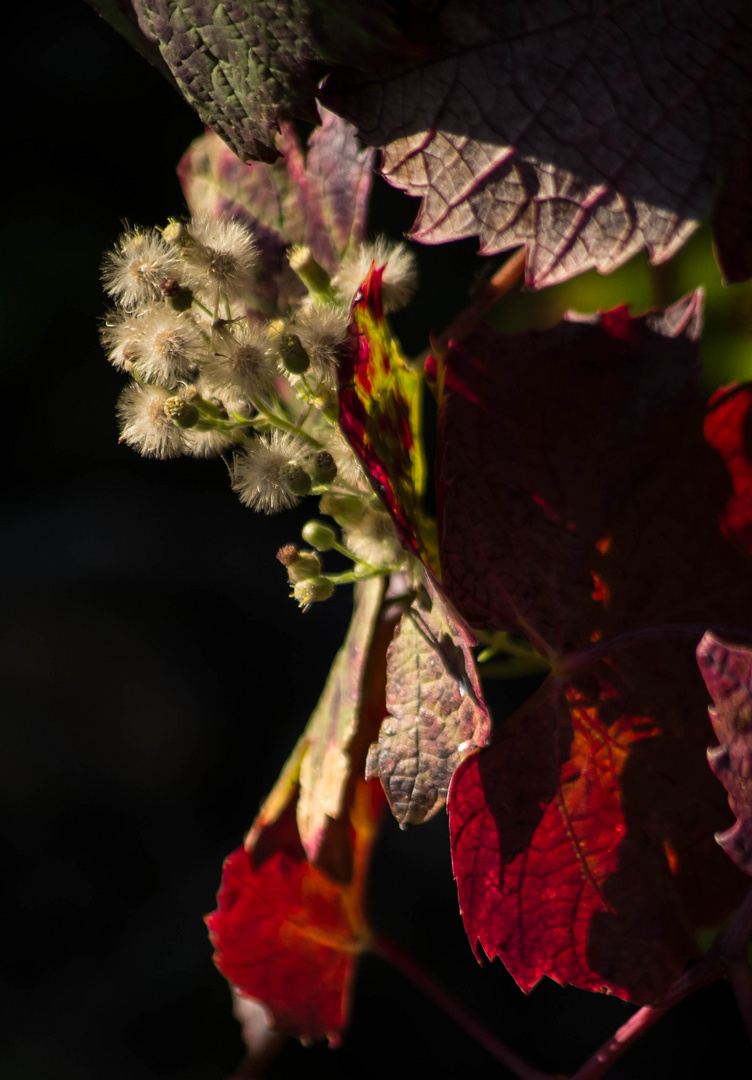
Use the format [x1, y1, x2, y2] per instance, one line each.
[1, 5, 749, 1079]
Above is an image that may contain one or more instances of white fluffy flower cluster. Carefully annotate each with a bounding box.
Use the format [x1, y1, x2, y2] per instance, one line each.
[100, 213, 417, 601]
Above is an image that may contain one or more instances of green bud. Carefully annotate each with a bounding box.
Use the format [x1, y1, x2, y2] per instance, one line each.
[288, 246, 332, 295]
[280, 463, 312, 497]
[311, 450, 338, 485]
[301, 520, 337, 552]
[163, 396, 199, 428]
[276, 333, 310, 375]
[293, 576, 335, 608]
[160, 277, 193, 312]
[319, 492, 364, 528]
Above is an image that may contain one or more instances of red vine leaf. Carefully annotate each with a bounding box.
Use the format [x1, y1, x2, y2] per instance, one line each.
[207, 778, 383, 1046]
[449, 671, 700, 1003]
[703, 384, 752, 557]
[697, 633, 752, 878]
[339, 265, 430, 561]
[324, 0, 752, 287]
[437, 294, 702, 650]
[206, 578, 393, 1043]
[443, 296, 752, 1003]
[179, 108, 374, 314]
[366, 570, 491, 826]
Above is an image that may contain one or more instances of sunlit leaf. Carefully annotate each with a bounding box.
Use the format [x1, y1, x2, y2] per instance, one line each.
[339, 265, 429, 561]
[697, 633, 752, 878]
[207, 778, 382, 1046]
[367, 570, 490, 825]
[324, 0, 752, 286]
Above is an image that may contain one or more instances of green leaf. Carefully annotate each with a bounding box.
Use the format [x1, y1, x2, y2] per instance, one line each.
[134, 0, 320, 162]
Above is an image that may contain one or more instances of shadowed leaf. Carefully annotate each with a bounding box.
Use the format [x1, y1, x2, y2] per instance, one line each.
[339, 265, 429, 560]
[324, 0, 752, 286]
[444, 297, 752, 1003]
[179, 109, 374, 313]
[704, 384, 752, 556]
[697, 633, 752, 878]
[437, 294, 702, 649]
[367, 570, 491, 826]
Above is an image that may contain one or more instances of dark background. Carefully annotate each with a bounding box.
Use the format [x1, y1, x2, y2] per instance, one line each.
[1, 5, 749, 1079]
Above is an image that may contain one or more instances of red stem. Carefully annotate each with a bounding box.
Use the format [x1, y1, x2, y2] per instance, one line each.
[431, 247, 527, 360]
[373, 935, 564, 1080]
[571, 884, 752, 1080]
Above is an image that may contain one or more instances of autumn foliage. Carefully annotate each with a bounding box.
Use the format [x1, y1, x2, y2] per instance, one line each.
[89, 1, 752, 1075]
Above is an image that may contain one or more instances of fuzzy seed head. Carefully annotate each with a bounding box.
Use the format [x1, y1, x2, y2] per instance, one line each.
[319, 429, 368, 489]
[292, 304, 348, 384]
[102, 227, 181, 310]
[175, 215, 259, 304]
[201, 322, 274, 401]
[183, 427, 234, 458]
[100, 311, 142, 371]
[334, 239, 417, 313]
[117, 382, 186, 459]
[344, 506, 404, 567]
[231, 431, 310, 514]
[130, 305, 207, 386]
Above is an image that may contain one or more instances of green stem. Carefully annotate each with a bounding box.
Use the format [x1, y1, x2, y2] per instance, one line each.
[248, 395, 324, 448]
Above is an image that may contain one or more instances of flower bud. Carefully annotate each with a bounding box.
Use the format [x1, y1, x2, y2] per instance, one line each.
[280, 463, 312, 497]
[288, 246, 332, 295]
[160, 277, 193, 312]
[319, 492, 364, 528]
[292, 576, 334, 608]
[163, 396, 200, 428]
[277, 546, 322, 582]
[162, 219, 187, 246]
[310, 450, 338, 485]
[301, 520, 337, 552]
[276, 333, 310, 375]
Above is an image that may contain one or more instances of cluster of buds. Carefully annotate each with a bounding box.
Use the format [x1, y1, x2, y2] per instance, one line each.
[100, 213, 417, 606]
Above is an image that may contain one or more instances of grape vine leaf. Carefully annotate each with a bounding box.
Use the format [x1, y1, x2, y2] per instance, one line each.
[450, 670, 701, 1003]
[207, 777, 383, 1046]
[295, 576, 386, 868]
[121, 0, 408, 163]
[323, 0, 752, 287]
[339, 265, 431, 562]
[697, 633, 752, 878]
[436, 294, 703, 650]
[179, 108, 374, 313]
[366, 569, 491, 826]
[132, 0, 319, 163]
[246, 576, 388, 879]
[443, 297, 752, 1002]
[207, 579, 391, 1043]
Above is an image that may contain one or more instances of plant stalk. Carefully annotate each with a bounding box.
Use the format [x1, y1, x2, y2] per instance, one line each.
[373, 936, 564, 1080]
